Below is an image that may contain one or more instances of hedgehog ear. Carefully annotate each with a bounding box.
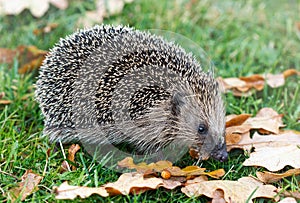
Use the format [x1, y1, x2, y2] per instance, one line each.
[171, 92, 185, 116]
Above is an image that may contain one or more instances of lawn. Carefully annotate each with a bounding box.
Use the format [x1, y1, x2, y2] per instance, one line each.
[0, 0, 300, 202]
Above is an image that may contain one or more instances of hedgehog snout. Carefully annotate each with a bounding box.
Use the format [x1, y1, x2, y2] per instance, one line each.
[210, 142, 228, 162]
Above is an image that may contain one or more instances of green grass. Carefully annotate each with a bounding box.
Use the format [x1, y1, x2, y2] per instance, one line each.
[0, 0, 300, 202]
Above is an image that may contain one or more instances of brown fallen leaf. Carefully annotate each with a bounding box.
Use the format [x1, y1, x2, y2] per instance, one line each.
[218, 69, 299, 96]
[227, 131, 252, 152]
[77, 0, 134, 27]
[225, 114, 252, 146]
[0, 47, 17, 63]
[0, 45, 47, 73]
[18, 46, 47, 73]
[265, 69, 300, 88]
[60, 144, 80, 173]
[181, 176, 278, 203]
[226, 108, 285, 150]
[243, 144, 300, 171]
[54, 181, 109, 199]
[67, 144, 80, 170]
[228, 129, 300, 152]
[242, 107, 284, 134]
[118, 157, 225, 178]
[239, 74, 265, 91]
[0, 0, 68, 17]
[33, 23, 58, 35]
[277, 190, 300, 200]
[54, 172, 183, 200]
[296, 22, 300, 34]
[256, 168, 300, 184]
[104, 172, 164, 195]
[7, 170, 43, 202]
[18, 55, 45, 73]
[278, 197, 298, 203]
[185, 176, 208, 185]
[118, 157, 172, 173]
[265, 73, 285, 88]
[225, 133, 242, 145]
[212, 189, 226, 203]
[283, 69, 300, 78]
[225, 114, 251, 127]
[160, 178, 183, 190]
[244, 114, 284, 135]
[219, 77, 248, 91]
[0, 99, 12, 105]
[167, 166, 225, 178]
[256, 107, 283, 121]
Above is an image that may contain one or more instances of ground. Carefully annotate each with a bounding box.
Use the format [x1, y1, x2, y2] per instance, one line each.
[0, 0, 299, 202]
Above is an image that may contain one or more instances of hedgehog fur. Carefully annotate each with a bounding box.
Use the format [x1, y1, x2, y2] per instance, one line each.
[35, 25, 228, 162]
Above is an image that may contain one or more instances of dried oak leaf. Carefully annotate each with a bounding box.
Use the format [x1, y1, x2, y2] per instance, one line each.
[211, 189, 226, 203]
[0, 47, 17, 63]
[33, 23, 58, 35]
[160, 178, 183, 190]
[278, 197, 298, 203]
[181, 176, 278, 203]
[256, 168, 300, 184]
[226, 107, 284, 139]
[167, 166, 225, 178]
[277, 189, 300, 200]
[227, 132, 252, 152]
[118, 157, 225, 178]
[7, 170, 43, 202]
[60, 144, 80, 173]
[228, 129, 300, 155]
[0, 0, 68, 17]
[244, 107, 285, 134]
[225, 114, 251, 128]
[265, 73, 285, 88]
[265, 69, 300, 88]
[185, 176, 208, 185]
[0, 99, 12, 105]
[0, 45, 47, 73]
[67, 144, 80, 170]
[218, 69, 299, 96]
[226, 108, 285, 150]
[283, 69, 300, 78]
[54, 172, 182, 200]
[54, 181, 109, 199]
[118, 157, 172, 173]
[243, 144, 300, 171]
[104, 172, 164, 195]
[242, 130, 300, 171]
[225, 114, 252, 145]
[239, 74, 265, 91]
[77, 0, 134, 27]
[218, 77, 248, 92]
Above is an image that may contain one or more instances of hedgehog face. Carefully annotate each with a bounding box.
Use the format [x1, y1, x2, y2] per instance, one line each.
[204, 92, 228, 162]
[172, 82, 228, 162]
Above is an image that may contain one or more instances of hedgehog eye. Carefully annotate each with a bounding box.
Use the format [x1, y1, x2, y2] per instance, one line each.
[198, 124, 208, 134]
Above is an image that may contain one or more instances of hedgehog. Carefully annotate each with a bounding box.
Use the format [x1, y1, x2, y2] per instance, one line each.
[35, 25, 228, 162]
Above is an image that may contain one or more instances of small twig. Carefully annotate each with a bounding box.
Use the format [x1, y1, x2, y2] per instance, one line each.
[222, 164, 234, 180]
[0, 169, 19, 179]
[59, 141, 71, 172]
[43, 152, 48, 177]
[0, 186, 5, 195]
[194, 156, 203, 167]
[38, 184, 52, 192]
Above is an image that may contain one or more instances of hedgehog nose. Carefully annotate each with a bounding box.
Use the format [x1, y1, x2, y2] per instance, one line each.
[211, 143, 228, 162]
